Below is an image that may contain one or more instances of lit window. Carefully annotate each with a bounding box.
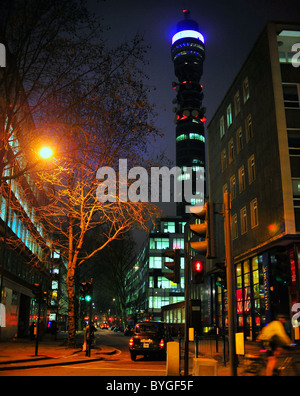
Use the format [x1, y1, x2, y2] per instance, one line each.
[240, 206, 248, 234]
[250, 198, 258, 228]
[221, 149, 227, 172]
[238, 166, 246, 193]
[234, 90, 241, 115]
[236, 127, 243, 153]
[228, 138, 234, 163]
[248, 155, 256, 184]
[172, 238, 184, 250]
[245, 114, 253, 142]
[232, 214, 238, 239]
[230, 175, 236, 199]
[149, 256, 163, 268]
[149, 237, 169, 250]
[220, 116, 225, 138]
[226, 104, 232, 127]
[162, 222, 175, 233]
[243, 77, 250, 102]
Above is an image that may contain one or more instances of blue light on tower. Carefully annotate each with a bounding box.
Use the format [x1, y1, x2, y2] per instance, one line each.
[172, 29, 205, 45]
[171, 10, 205, 83]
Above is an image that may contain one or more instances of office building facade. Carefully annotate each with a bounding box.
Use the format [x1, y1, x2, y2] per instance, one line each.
[125, 217, 186, 323]
[207, 22, 300, 339]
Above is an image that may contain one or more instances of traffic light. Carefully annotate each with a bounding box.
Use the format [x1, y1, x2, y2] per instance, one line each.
[215, 261, 227, 289]
[191, 256, 205, 284]
[163, 248, 181, 284]
[80, 282, 93, 302]
[32, 284, 48, 304]
[189, 202, 215, 258]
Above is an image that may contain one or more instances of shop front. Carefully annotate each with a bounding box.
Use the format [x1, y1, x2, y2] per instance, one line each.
[215, 244, 300, 341]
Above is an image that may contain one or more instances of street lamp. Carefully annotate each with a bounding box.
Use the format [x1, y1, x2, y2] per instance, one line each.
[39, 146, 54, 160]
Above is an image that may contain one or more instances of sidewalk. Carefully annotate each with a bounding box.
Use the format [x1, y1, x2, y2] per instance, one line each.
[180, 337, 262, 376]
[0, 331, 256, 375]
[184, 348, 249, 376]
[0, 331, 117, 372]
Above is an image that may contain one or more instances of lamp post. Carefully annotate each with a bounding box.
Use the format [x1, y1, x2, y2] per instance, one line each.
[224, 192, 237, 376]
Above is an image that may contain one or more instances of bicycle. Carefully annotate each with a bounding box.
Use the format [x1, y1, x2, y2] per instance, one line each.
[276, 347, 300, 376]
[243, 345, 300, 376]
[243, 349, 268, 376]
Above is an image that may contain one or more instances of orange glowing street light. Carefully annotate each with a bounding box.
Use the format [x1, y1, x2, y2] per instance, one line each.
[39, 146, 53, 159]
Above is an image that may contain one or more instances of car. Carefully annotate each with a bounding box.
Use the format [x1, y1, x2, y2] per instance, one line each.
[128, 321, 170, 361]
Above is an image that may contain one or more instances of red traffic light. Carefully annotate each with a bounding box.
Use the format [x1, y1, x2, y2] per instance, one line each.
[194, 261, 203, 272]
[192, 257, 205, 284]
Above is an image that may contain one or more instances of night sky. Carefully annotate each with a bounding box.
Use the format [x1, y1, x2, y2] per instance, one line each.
[88, 0, 300, 216]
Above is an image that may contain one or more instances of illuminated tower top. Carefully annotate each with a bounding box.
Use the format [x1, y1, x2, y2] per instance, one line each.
[171, 10, 205, 83]
[171, 10, 206, 216]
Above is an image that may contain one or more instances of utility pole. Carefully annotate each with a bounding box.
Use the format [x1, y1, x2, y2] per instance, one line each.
[86, 278, 93, 357]
[86, 296, 92, 357]
[35, 299, 41, 357]
[184, 242, 191, 376]
[223, 192, 237, 376]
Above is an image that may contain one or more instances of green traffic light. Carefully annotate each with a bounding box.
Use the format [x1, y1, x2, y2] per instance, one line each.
[85, 295, 92, 302]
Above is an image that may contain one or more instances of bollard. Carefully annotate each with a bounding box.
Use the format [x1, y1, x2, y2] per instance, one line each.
[166, 341, 180, 376]
[193, 358, 218, 376]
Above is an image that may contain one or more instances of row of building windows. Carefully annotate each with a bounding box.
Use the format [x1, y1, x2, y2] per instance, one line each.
[149, 237, 184, 251]
[223, 154, 256, 200]
[153, 221, 186, 234]
[163, 305, 185, 324]
[221, 114, 253, 171]
[148, 295, 184, 310]
[149, 275, 184, 290]
[0, 244, 46, 287]
[0, 195, 45, 261]
[231, 198, 259, 239]
[220, 77, 250, 138]
[149, 256, 185, 269]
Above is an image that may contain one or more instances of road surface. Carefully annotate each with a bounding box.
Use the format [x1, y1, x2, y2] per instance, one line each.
[1, 329, 167, 376]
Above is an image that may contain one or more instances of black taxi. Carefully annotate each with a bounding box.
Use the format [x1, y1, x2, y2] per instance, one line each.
[128, 321, 170, 361]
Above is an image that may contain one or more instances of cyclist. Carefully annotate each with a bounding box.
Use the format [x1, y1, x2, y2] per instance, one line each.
[258, 314, 292, 376]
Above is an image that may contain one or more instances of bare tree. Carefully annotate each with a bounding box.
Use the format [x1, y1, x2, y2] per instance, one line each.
[1, 0, 163, 346]
[37, 129, 160, 346]
[1, 0, 157, 180]
[34, 49, 162, 346]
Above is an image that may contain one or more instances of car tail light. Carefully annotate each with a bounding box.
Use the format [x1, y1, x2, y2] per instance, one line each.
[159, 339, 165, 349]
[129, 338, 134, 347]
